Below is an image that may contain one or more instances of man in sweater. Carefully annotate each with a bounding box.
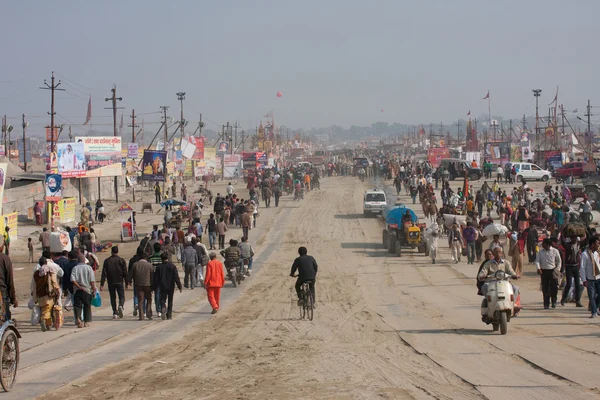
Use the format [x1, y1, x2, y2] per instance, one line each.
[100, 246, 128, 319]
[181, 242, 198, 290]
[153, 253, 182, 320]
[128, 256, 154, 320]
[71, 253, 96, 328]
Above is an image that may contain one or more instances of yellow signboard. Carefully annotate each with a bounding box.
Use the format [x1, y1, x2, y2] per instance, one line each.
[0, 212, 18, 242]
[52, 198, 77, 224]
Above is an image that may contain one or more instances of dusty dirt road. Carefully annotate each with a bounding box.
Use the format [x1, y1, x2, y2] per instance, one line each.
[35, 176, 600, 399]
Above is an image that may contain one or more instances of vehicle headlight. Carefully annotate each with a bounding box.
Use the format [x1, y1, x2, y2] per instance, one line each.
[494, 270, 506, 280]
[365, 204, 371, 208]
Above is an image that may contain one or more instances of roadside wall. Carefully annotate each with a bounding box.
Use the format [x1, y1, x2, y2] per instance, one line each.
[3, 176, 126, 218]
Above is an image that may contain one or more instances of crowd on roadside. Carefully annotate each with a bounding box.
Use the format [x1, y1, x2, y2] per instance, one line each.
[355, 149, 600, 319]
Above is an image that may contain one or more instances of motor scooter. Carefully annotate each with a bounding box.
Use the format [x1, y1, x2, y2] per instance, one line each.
[481, 270, 516, 335]
[225, 260, 242, 288]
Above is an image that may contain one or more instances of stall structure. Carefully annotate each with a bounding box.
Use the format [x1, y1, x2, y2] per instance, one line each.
[118, 203, 137, 242]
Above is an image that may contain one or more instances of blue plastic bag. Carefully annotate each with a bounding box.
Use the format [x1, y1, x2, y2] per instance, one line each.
[91, 290, 102, 308]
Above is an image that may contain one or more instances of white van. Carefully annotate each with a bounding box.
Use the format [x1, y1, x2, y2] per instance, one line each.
[363, 189, 387, 215]
[511, 162, 551, 182]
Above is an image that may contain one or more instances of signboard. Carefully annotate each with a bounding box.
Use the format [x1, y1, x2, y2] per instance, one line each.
[128, 143, 139, 158]
[52, 198, 76, 224]
[57, 142, 86, 178]
[242, 152, 257, 169]
[223, 154, 242, 178]
[484, 141, 511, 164]
[194, 166, 206, 178]
[185, 136, 204, 160]
[183, 160, 193, 177]
[511, 145, 521, 162]
[204, 147, 216, 161]
[545, 150, 562, 167]
[45, 173, 63, 201]
[45, 127, 59, 142]
[180, 137, 196, 159]
[0, 212, 17, 242]
[75, 136, 122, 178]
[427, 147, 450, 167]
[141, 150, 167, 181]
[522, 145, 532, 162]
[217, 141, 229, 154]
[0, 163, 6, 216]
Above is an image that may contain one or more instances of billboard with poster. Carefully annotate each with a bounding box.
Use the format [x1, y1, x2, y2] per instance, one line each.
[427, 147, 450, 167]
[52, 198, 76, 224]
[45, 173, 63, 201]
[75, 136, 122, 177]
[0, 212, 17, 242]
[57, 142, 86, 178]
[141, 150, 167, 181]
[484, 142, 511, 164]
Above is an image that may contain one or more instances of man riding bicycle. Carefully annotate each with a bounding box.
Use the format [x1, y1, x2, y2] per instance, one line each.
[290, 246, 318, 307]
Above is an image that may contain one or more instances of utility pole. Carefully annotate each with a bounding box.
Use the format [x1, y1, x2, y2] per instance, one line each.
[233, 121, 239, 150]
[22, 114, 27, 171]
[585, 99, 593, 161]
[533, 89, 542, 164]
[129, 109, 139, 202]
[457, 121, 461, 148]
[40, 72, 64, 229]
[198, 113, 203, 137]
[105, 85, 123, 203]
[160, 106, 169, 193]
[1, 116, 11, 159]
[129, 109, 138, 143]
[176, 92, 186, 139]
[228, 122, 233, 155]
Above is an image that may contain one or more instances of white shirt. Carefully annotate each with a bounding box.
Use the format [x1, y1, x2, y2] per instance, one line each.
[580, 250, 600, 281]
[497, 167, 503, 174]
[581, 201, 592, 213]
[226, 185, 234, 195]
[535, 247, 562, 270]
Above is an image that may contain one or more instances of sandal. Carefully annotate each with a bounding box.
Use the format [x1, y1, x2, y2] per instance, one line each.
[76, 319, 83, 328]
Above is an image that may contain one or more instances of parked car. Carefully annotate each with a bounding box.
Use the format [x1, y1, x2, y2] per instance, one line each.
[554, 162, 596, 179]
[511, 162, 551, 182]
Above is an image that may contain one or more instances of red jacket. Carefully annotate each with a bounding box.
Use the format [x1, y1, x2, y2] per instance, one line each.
[204, 260, 225, 288]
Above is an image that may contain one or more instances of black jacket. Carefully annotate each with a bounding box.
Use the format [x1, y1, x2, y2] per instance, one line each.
[153, 262, 182, 292]
[290, 255, 318, 281]
[101, 255, 128, 286]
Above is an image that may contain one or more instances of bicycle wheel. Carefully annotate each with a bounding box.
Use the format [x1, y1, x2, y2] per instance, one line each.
[299, 292, 306, 319]
[0, 330, 19, 391]
[306, 291, 314, 321]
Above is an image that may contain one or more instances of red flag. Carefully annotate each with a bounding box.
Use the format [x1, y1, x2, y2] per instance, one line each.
[467, 110, 471, 116]
[83, 95, 92, 125]
[482, 91, 489, 100]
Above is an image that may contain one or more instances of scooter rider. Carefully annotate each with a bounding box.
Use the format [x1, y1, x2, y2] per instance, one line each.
[221, 239, 242, 276]
[478, 247, 519, 298]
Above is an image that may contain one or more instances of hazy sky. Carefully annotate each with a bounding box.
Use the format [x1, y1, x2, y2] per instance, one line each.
[1, 0, 598, 135]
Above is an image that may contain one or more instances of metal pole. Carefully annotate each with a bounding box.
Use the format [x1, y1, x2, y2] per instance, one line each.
[22, 114, 27, 171]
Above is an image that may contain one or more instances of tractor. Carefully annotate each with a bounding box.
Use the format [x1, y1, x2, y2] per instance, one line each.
[382, 204, 427, 257]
